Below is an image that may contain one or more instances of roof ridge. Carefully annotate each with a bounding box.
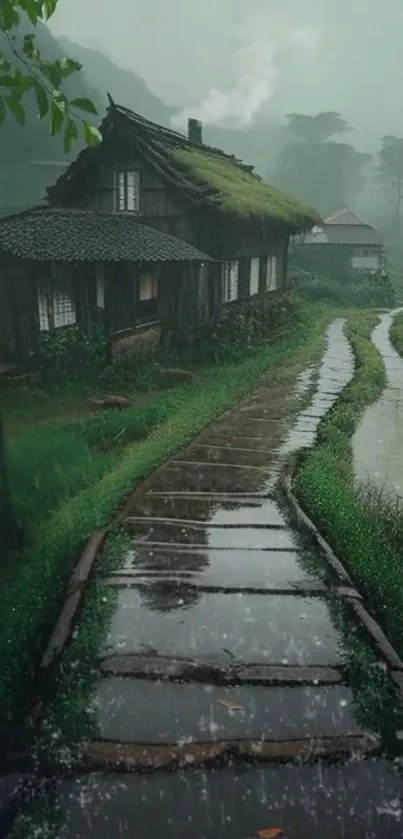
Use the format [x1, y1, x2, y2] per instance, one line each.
[324, 206, 367, 225]
[112, 101, 251, 169]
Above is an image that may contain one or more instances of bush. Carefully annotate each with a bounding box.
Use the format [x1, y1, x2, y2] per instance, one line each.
[33, 324, 110, 385]
[291, 267, 396, 309]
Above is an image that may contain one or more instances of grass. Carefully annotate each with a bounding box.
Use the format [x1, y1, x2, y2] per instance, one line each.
[295, 309, 403, 660]
[0, 300, 332, 758]
[390, 309, 403, 355]
[6, 388, 187, 536]
[171, 147, 320, 227]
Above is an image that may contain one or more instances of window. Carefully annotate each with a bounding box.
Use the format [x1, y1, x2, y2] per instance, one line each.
[222, 261, 239, 302]
[250, 257, 259, 295]
[117, 170, 140, 212]
[265, 256, 277, 291]
[38, 287, 76, 331]
[351, 253, 380, 271]
[139, 273, 158, 301]
[95, 263, 105, 309]
[138, 272, 158, 321]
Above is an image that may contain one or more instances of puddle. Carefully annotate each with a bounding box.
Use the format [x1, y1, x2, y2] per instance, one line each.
[125, 521, 297, 551]
[116, 546, 318, 588]
[128, 496, 287, 527]
[354, 309, 403, 499]
[56, 761, 403, 839]
[93, 680, 363, 743]
[104, 591, 342, 666]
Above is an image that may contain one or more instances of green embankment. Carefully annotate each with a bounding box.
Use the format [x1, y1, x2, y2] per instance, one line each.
[296, 310, 403, 659]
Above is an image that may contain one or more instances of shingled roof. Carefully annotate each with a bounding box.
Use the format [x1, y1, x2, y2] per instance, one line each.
[47, 102, 321, 233]
[0, 207, 213, 263]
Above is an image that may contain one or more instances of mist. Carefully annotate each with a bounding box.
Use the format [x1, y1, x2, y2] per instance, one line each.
[49, 0, 403, 152]
[171, 10, 320, 131]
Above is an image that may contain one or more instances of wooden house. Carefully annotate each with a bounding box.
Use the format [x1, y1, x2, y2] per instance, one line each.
[0, 100, 320, 362]
[0, 208, 212, 362]
[292, 207, 385, 276]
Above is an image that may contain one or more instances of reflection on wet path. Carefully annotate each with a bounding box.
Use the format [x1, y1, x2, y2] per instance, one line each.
[354, 308, 403, 498]
[54, 319, 403, 837]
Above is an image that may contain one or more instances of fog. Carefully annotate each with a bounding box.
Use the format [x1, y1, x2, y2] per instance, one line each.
[50, 0, 403, 150]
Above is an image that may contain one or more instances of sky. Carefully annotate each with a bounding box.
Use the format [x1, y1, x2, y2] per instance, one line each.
[50, 0, 403, 150]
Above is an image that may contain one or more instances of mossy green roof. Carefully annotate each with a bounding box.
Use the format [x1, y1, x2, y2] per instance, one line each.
[47, 103, 321, 232]
[171, 148, 321, 230]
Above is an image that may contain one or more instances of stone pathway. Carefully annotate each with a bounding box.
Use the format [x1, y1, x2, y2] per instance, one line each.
[53, 319, 403, 838]
[354, 307, 403, 498]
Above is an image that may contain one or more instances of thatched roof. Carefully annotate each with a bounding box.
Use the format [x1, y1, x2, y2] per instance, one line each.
[0, 207, 213, 263]
[47, 103, 321, 233]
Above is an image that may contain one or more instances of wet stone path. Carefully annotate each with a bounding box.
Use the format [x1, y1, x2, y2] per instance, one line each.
[354, 307, 403, 498]
[55, 319, 403, 838]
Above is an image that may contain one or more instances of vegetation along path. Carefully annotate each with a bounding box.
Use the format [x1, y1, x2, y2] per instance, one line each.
[16, 317, 403, 839]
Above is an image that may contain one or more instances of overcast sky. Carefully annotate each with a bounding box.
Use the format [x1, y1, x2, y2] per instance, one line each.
[50, 0, 403, 148]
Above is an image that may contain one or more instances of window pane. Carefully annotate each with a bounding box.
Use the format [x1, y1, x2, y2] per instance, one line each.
[118, 172, 126, 211]
[266, 256, 277, 291]
[250, 257, 259, 295]
[140, 273, 154, 300]
[229, 260, 239, 300]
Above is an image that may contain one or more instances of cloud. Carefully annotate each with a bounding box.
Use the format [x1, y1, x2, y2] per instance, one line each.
[171, 10, 320, 130]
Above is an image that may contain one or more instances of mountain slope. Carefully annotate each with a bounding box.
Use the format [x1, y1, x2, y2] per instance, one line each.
[58, 37, 173, 126]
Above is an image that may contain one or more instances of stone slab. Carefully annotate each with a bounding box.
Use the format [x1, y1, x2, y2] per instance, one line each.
[124, 495, 287, 527]
[124, 520, 298, 551]
[103, 591, 343, 666]
[116, 545, 318, 588]
[92, 679, 364, 744]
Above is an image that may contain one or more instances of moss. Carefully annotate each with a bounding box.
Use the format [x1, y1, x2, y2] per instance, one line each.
[171, 147, 321, 229]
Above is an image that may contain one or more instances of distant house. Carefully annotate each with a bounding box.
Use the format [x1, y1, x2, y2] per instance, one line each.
[0, 100, 319, 363]
[292, 207, 385, 275]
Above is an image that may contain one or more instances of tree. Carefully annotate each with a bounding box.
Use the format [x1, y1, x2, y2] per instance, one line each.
[375, 135, 403, 226]
[273, 111, 371, 216]
[0, 0, 101, 548]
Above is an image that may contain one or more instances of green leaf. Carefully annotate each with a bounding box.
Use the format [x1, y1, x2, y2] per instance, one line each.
[22, 33, 39, 61]
[0, 95, 6, 128]
[21, 0, 39, 24]
[0, 57, 11, 74]
[63, 118, 78, 153]
[71, 97, 98, 116]
[50, 98, 65, 136]
[40, 61, 61, 90]
[42, 0, 58, 19]
[5, 95, 25, 125]
[57, 57, 82, 78]
[33, 80, 49, 119]
[83, 121, 102, 147]
[0, 4, 20, 32]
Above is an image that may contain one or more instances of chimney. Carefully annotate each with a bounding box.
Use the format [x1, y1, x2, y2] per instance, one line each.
[188, 118, 203, 145]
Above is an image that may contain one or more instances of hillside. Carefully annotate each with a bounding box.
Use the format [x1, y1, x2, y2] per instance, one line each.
[0, 24, 283, 216]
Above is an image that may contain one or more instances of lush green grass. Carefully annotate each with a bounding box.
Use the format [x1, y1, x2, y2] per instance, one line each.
[0, 301, 332, 756]
[6, 389, 186, 534]
[295, 310, 403, 658]
[390, 309, 403, 356]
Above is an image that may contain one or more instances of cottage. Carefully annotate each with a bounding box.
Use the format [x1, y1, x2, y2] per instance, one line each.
[292, 207, 385, 276]
[0, 208, 212, 362]
[0, 100, 320, 362]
